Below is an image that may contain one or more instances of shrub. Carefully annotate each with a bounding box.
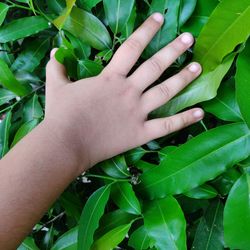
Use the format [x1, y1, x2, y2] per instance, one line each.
[0, 0, 250, 249]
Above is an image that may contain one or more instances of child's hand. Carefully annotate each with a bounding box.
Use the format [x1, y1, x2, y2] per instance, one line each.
[44, 13, 203, 173]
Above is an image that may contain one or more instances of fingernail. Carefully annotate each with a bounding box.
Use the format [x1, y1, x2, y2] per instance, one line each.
[152, 13, 164, 23]
[50, 48, 58, 58]
[193, 109, 204, 119]
[188, 63, 201, 73]
[181, 33, 193, 44]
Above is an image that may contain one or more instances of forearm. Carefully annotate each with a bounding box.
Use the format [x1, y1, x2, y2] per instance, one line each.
[0, 120, 85, 249]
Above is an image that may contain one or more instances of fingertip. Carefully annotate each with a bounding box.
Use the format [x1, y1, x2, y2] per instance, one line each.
[180, 32, 194, 45]
[50, 48, 58, 58]
[193, 108, 205, 121]
[188, 62, 202, 74]
[151, 12, 164, 24]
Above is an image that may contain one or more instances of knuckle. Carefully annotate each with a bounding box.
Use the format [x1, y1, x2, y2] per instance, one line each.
[126, 38, 142, 51]
[169, 39, 186, 54]
[159, 83, 171, 99]
[164, 119, 173, 133]
[149, 56, 163, 73]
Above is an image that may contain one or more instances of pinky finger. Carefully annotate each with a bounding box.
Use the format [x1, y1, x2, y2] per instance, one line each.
[144, 108, 204, 141]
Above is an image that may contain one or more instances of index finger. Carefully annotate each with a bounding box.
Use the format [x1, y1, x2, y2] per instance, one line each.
[106, 13, 164, 76]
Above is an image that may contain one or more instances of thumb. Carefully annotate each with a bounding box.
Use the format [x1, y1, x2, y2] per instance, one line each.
[46, 48, 70, 87]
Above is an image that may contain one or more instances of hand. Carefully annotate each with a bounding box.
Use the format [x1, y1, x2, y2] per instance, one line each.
[44, 13, 204, 174]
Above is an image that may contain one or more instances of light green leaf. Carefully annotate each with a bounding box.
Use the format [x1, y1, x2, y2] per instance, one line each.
[63, 7, 112, 50]
[236, 39, 250, 128]
[103, 0, 135, 34]
[0, 88, 16, 106]
[17, 237, 40, 250]
[77, 60, 103, 79]
[52, 227, 78, 250]
[0, 111, 11, 158]
[184, 184, 218, 199]
[192, 200, 224, 250]
[144, 196, 186, 250]
[154, 0, 250, 117]
[203, 78, 243, 122]
[91, 223, 132, 250]
[0, 3, 9, 26]
[111, 182, 141, 215]
[138, 123, 250, 199]
[224, 173, 250, 250]
[77, 185, 111, 250]
[0, 16, 50, 43]
[11, 119, 39, 147]
[0, 59, 31, 96]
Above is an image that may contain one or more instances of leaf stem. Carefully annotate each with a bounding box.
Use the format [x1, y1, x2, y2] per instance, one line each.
[85, 174, 130, 182]
[200, 119, 208, 131]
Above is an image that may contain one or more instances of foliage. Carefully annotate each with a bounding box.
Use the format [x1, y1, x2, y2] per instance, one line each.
[0, 0, 250, 249]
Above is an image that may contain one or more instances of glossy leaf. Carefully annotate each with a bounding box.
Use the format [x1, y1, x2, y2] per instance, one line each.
[144, 196, 186, 250]
[95, 209, 136, 239]
[111, 182, 141, 215]
[52, 227, 78, 250]
[179, 0, 197, 27]
[236, 39, 250, 128]
[125, 147, 147, 165]
[138, 123, 250, 199]
[78, 0, 102, 11]
[11, 119, 39, 147]
[191, 200, 224, 250]
[0, 88, 16, 106]
[203, 78, 242, 122]
[77, 185, 111, 250]
[103, 0, 135, 34]
[0, 111, 11, 158]
[91, 223, 132, 250]
[17, 237, 40, 250]
[184, 184, 218, 199]
[63, 7, 112, 50]
[48, 0, 66, 15]
[0, 59, 31, 96]
[128, 226, 153, 250]
[0, 16, 50, 43]
[77, 60, 103, 79]
[0, 3, 9, 26]
[100, 154, 130, 179]
[23, 94, 43, 122]
[224, 173, 250, 250]
[11, 38, 50, 73]
[154, 0, 250, 117]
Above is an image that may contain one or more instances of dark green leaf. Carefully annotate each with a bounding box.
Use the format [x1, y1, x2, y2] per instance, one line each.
[179, 0, 197, 27]
[144, 196, 186, 250]
[0, 16, 50, 43]
[0, 88, 16, 106]
[77, 60, 103, 79]
[184, 184, 218, 199]
[191, 200, 224, 250]
[224, 173, 250, 250]
[23, 94, 43, 122]
[138, 123, 250, 199]
[77, 185, 111, 250]
[0, 3, 9, 26]
[0, 111, 11, 157]
[17, 237, 39, 250]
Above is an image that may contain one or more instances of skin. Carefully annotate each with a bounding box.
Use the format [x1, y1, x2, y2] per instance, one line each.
[0, 13, 204, 249]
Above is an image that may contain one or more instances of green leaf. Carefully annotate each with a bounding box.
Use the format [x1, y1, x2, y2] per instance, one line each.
[0, 43, 14, 66]
[203, 78, 243, 122]
[0, 88, 16, 106]
[224, 173, 250, 250]
[144, 0, 180, 58]
[179, 0, 197, 27]
[53, 0, 76, 29]
[154, 0, 250, 117]
[63, 7, 112, 50]
[77, 185, 111, 250]
[100, 154, 130, 179]
[91, 223, 132, 250]
[128, 226, 153, 250]
[17, 237, 40, 250]
[78, 0, 102, 11]
[184, 184, 218, 199]
[191, 200, 224, 250]
[144, 196, 186, 250]
[95, 209, 136, 239]
[103, 0, 135, 34]
[11, 119, 39, 147]
[77, 60, 103, 79]
[0, 3, 9, 26]
[0, 111, 11, 158]
[0, 59, 31, 96]
[48, 0, 66, 15]
[138, 123, 250, 199]
[0, 16, 50, 43]
[236, 39, 250, 128]
[111, 182, 141, 215]
[125, 147, 147, 165]
[52, 227, 78, 250]
[11, 38, 50, 73]
[23, 94, 43, 122]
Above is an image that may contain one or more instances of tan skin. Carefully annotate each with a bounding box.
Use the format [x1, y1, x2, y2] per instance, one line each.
[0, 13, 204, 249]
